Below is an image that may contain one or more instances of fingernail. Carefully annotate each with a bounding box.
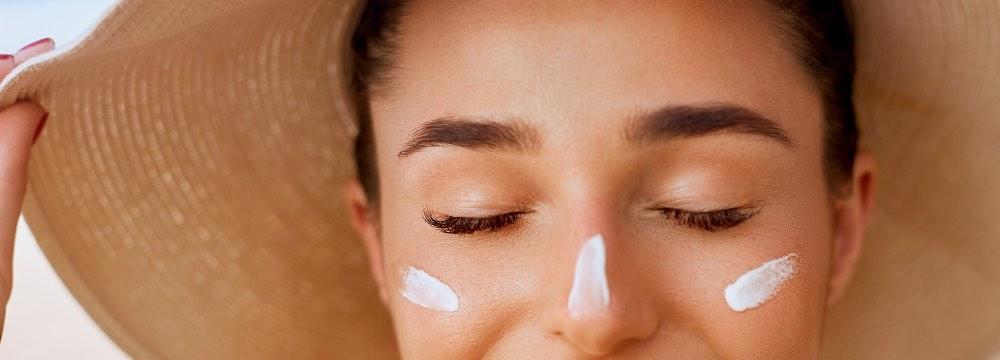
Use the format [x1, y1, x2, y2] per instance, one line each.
[0, 54, 16, 69]
[32, 112, 48, 145]
[19, 38, 54, 52]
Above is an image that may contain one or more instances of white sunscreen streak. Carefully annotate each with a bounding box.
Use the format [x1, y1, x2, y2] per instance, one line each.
[724, 253, 799, 312]
[568, 234, 611, 318]
[399, 266, 459, 312]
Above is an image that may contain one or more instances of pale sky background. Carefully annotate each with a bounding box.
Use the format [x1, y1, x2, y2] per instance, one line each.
[0, 0, 129, 358]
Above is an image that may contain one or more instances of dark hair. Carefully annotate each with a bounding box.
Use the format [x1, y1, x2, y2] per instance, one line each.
[766, 0, 858, 196]
[349, 0, 410, 205]
[349, 1, 858, 204]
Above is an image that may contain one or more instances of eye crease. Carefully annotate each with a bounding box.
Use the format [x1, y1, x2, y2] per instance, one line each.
[422, 206, 759, 235]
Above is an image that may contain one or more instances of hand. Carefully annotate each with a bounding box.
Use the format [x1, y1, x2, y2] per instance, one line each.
[0, 38, 54, 339]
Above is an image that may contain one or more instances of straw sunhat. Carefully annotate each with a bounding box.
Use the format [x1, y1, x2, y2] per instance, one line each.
[0, 0, 997, 358]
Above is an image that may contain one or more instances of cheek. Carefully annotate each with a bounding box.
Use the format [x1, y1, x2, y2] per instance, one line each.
[650, 212, 832, 357]
[376, 170, 834, 357]
[376, 201, 541, 357]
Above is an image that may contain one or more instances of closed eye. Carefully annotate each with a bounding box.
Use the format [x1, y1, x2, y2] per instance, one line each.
[423, 210, 526, 235]
[654, 207, 759, 232]
[422, 206, 758, 235]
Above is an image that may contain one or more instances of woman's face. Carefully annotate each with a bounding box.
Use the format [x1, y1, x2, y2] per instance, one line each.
[346, 1, 872, 358]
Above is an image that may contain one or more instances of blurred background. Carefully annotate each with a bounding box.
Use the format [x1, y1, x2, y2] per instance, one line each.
[0, 0, 128, 358]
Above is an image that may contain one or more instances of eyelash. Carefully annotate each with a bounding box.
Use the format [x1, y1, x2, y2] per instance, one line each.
[655, 207, 759, 232]
[423, 207, 758, 235]
[423, 210, 527, 235]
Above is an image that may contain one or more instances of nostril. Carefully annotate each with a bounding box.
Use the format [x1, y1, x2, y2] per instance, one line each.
[560, 313, 636, 357]
[549, 233, 661, 356]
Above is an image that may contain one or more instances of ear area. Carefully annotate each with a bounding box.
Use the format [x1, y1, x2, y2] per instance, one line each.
[826, 150, 877, 305]
[342, 179, 389, 305]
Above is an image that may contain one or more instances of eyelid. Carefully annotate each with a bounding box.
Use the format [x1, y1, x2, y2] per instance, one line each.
[651, 205, 761, 231]
[423, 202, 536, 219]
[642, 194, 761, 210]
[422, 202, 759, 235]
[422, 209, 526, 222]
[648, 205, 758, 214]
[422, 209, 529, 235]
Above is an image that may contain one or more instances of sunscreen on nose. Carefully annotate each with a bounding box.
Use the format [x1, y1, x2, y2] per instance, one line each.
[568, 234, 611, 317]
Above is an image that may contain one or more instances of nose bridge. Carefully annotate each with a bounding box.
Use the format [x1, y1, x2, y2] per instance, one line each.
[542, 195, 659, 355]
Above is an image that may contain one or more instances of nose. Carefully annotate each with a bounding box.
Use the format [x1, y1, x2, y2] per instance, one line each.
[545, 233, 659, 356]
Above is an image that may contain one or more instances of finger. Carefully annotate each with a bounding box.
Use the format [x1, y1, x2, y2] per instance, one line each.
[0, 54, 13, 80]
[0, 101, 46, 305]
[13, 38, 55, 66]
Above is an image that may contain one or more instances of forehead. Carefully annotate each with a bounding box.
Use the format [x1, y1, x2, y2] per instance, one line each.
[373, 0, 821, 153]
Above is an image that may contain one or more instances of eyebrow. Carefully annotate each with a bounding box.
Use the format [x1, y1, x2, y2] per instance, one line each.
[624, 104, 794, 147]
[397, 116, 541, 158]
[397, 104, 794, 158]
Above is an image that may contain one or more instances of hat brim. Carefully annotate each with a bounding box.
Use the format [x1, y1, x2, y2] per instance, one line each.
[1, 0, 398, 358]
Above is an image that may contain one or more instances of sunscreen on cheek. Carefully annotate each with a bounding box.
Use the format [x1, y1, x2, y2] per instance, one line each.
[399, 266, 459, 312]
[724, 252, 799, 312]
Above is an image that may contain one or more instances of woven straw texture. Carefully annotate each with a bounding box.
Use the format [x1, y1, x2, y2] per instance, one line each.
[0, 0, 397, 358]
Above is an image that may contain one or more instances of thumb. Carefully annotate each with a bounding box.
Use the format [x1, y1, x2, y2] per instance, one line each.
[0, 100, 47, 307]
